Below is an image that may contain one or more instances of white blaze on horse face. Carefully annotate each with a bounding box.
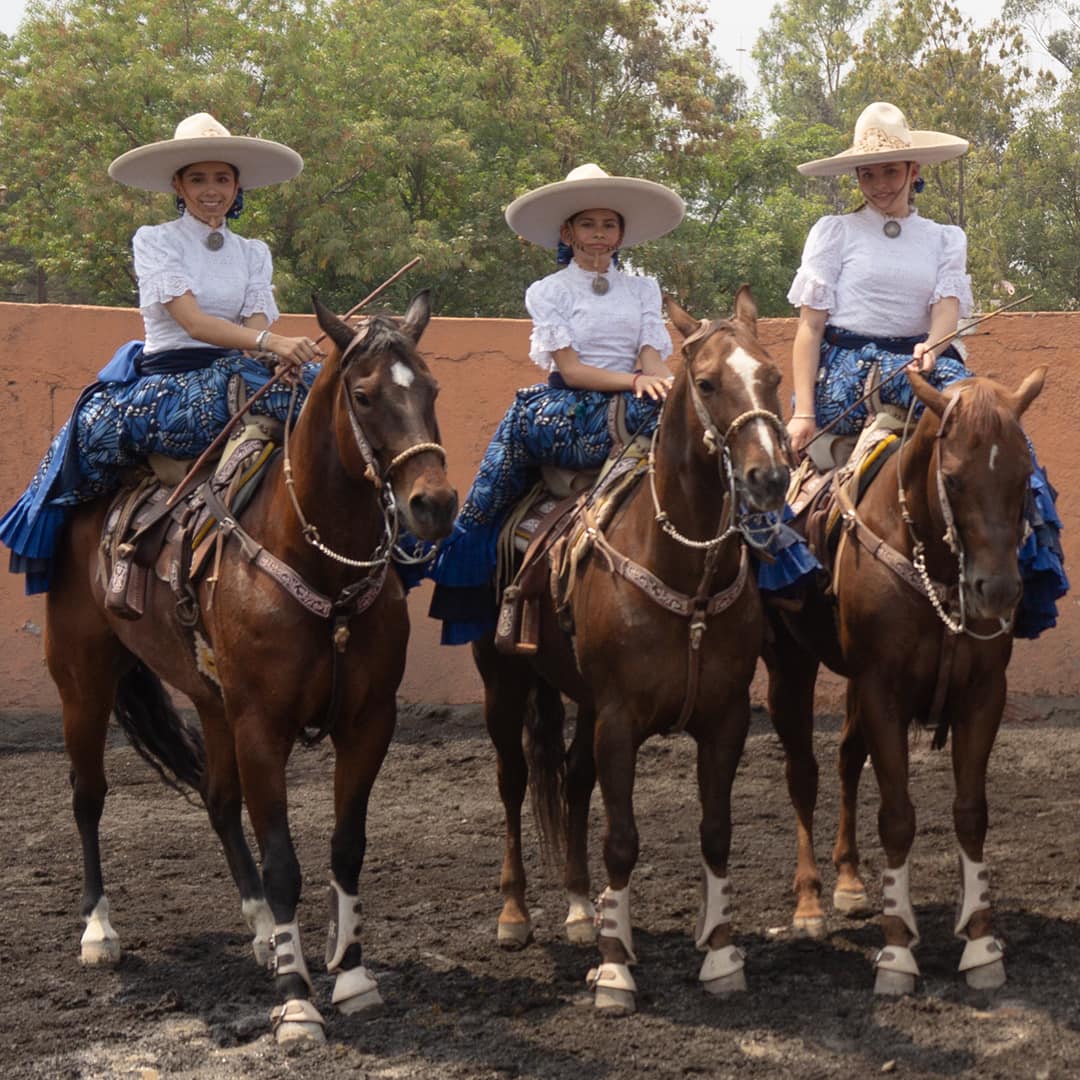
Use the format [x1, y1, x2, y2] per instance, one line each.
[726, 346, 776, 459]
[989, 443, 1000, 472]
[391, 361, 415, 389]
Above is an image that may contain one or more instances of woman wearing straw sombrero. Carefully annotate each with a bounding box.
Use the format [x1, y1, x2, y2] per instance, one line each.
[787, 101, 1066, 637]
[1, 113, 323, 594]
[429, 164, 686, 644]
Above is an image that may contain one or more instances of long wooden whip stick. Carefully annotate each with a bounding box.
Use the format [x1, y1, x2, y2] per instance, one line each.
[801, 293, 1033, 453]
[163, 256, 423, 508]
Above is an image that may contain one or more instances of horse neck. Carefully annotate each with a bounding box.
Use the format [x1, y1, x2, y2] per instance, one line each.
[628, 385, 740, 587]
[262, 370, 385, 573]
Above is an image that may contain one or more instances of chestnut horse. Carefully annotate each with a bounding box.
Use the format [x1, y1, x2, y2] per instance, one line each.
[764, 367, 1046, 995]
[46, 293, 456, 1044]
[475, 289, 790, 1015]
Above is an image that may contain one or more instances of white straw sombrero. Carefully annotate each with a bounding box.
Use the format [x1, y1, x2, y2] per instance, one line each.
[798, 102, 968, 177]
[108, 113, 303, 192]
[505, 164, 685, 248]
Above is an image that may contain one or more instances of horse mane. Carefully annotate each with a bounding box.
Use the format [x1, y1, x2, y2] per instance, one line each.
[950, 379, 1013, 441]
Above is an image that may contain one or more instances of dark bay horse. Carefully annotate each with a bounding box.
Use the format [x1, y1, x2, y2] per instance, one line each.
[46, 292, 456, 1044]
[475, 288, 790, 1015]
[764, 366, 1046, 995]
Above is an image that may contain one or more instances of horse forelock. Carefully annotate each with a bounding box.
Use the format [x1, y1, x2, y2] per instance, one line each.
[341, 314, 426, 378]
[950, 380, 1020, 444]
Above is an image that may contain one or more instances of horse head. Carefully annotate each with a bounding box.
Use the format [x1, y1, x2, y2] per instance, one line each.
[313, 292, 458, 541]
[908, 365, 1045, 625]
[664, 287, 789, 514]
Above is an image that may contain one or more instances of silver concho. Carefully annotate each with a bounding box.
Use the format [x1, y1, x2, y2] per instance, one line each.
[883, 219, 901, 239]
[591, 275, 609, 295]
[206, 231, 225, 251]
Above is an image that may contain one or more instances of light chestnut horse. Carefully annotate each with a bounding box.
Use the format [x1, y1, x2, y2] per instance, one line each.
[764, 367, 1046, 994]
[46, 293, 457, 1044]
[475, 288, 791, 1015]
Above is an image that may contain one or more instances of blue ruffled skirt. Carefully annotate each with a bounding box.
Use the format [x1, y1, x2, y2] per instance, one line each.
[816, 334, 1067, 638]
[0, 344, 320, 594]
[429, 383, 821, 645]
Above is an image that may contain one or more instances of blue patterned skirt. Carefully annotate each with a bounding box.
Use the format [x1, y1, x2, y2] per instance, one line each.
[0, 346, 320, 594]
[429, 382, 819, 645]
[816, 328, 1067, 638]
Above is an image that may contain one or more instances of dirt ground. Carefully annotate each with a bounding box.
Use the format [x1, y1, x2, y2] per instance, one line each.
[3, 695, 1080, 1080]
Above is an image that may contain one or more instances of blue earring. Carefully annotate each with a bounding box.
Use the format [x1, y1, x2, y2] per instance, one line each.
[226, 188, 245, 220]
[175, 195, 186, 215]
[913, 177, 925, 193]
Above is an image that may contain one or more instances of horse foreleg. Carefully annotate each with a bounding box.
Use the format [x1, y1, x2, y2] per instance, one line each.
[856, 686, 920, 996]
[764, 625, 825, 937]
[694, 698, 751, 996]
[235, 718, 323, 1045]
[832, 685, 872, 917]
[588, 708, 639, 1016]
[564, 703, 597, 945]
[326, 696, 396, 1018]
[475, 639, 535, 949]
[950, 691, 1007, 989]
[200, 712, 271, 964]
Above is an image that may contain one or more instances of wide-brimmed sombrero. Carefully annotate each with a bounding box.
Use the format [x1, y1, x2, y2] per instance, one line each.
[798, 102, 968, 178]
[108, 112, 303, 192]
[505, 164, 685, 249]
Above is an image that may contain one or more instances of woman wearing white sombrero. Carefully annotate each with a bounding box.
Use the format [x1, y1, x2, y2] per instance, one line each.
[787, 101, 1066, 638]
[0, 113, 322, 594]
[429, 164, 684, 644]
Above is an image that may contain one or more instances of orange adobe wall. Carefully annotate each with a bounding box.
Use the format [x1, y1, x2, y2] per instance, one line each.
[0, 301, 1075, 716]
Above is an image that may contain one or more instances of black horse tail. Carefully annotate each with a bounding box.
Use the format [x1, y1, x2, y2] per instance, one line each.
[523, 675, 568, 869]
[112, 661, 206, 798]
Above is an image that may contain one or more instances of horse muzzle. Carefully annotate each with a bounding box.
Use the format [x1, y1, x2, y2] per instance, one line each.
[739, 462, 790, 514]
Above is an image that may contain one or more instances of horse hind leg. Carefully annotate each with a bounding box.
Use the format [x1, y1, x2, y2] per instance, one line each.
[563, 702, 597, 946]
[832, 693, 872, 917]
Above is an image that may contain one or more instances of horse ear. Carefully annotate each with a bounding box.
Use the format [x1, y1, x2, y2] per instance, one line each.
[1009, 364, 1047, 418]
[663, 293, 699, 337]
[312, 294, 355, 354]
[907, 368, 949, 417]
[400, 289, 432, 343]
[733, 284, 757, 329]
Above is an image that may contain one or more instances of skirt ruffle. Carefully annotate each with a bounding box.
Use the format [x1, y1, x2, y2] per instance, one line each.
[745, 508, 823, 595]
[1015, 449, 1068, 639]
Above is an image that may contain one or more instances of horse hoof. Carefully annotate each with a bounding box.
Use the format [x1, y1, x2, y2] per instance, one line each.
[833, 887, 872, 916]
[271, 999, 326, 1046]
[792, 915, 827, 940]
[965, 959, 1006, 990]
[497, 918, 533, 950]
[80, 938, 121, 966]
[874, 968, 916, 996]
[565, 917, 597, 946]
[702, 968, 747, 996]
[336, 987, 384, 1017]
[594, 985, 636, 1016]
[332, 965, 383, 1016]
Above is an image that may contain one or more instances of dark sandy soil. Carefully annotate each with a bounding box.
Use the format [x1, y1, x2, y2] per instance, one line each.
[3, 695, 1079, 1079]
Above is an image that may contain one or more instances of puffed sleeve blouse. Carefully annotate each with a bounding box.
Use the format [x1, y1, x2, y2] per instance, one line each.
[786, 206, 973, 339]
[525, 260, 673, 373]
[133, 212, 280, 355]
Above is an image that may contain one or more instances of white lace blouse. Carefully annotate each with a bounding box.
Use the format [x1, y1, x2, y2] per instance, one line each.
[525, 261, 673, 373]
[786, 206, 973, 338]
[133, 212, 280, 355]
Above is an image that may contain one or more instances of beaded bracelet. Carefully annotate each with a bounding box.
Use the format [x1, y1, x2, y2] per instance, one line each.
[254, 329, 270, 352]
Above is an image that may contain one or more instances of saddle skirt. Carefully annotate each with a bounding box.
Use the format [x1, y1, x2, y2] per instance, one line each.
[100, 414, 283, 621]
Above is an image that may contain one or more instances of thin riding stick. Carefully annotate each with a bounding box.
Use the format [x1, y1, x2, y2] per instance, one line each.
[163, 256, 424, 509]
[801, 293, 1032, 454]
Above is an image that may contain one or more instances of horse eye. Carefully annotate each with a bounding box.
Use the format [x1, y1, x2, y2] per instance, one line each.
[353, 389, 371, 408]
[695, 378, 715, 395]
[944, 472, 962, 494]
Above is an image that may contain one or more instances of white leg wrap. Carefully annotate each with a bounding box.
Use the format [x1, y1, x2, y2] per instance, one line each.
[80, 897, 121, 964]
[594, 885, 636, 963]
[694, 865, 733, 949]
[586, 962, 637, 993]
[269, 920, 313, 993]
[270, 998, 326, 1045]
[698, 944, 745, 983]
[958, 935, 1005, 972]
[882, 861, 920, 946]
[242, 897, 274, 965]
[325, 879, 364, 972]
[874, 944, 920, 977]
[954, 850, 991, 937]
